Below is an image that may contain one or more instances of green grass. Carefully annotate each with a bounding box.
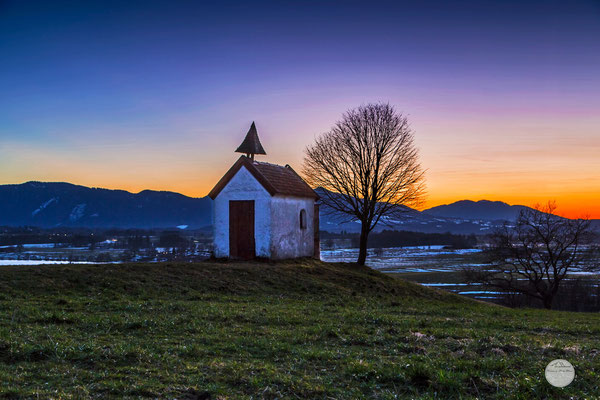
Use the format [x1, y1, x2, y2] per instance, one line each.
[0, 260, 598, 399]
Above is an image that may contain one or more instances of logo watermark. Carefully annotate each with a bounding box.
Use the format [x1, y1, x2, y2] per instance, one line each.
[545, 359, 575, 388]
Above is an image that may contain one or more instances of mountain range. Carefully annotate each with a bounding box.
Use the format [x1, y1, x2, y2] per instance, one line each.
[424, 200, 528, 221]
[0, 182, 212, 229]
[0, 182, 596, 234]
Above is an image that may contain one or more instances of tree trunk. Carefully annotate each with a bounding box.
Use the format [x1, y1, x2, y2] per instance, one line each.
[357, 223, 369, 265]
[543, 296, 554, 310]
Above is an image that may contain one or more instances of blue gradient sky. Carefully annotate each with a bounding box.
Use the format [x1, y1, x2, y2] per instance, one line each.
[1, 0, 599, 216]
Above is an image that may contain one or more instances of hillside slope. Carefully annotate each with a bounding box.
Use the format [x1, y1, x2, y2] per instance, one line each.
[1, 260, 598, 399]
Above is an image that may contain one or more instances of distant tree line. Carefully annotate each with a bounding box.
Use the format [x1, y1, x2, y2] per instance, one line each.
[0, 226, 212, 251]
[321, 230, 478, 249]
[158, 232, 191, 248]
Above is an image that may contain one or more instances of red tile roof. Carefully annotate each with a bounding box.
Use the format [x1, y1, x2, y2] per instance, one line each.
[208, 156, 318, 200]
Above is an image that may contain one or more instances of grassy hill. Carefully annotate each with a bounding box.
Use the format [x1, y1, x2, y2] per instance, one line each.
[0, 260, 598, 399]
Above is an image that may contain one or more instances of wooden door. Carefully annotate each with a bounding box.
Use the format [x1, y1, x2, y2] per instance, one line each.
[229, 200, 255, 260]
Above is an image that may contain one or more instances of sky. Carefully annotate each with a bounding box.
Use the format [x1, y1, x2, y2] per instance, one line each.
[1, 0, 599, 218]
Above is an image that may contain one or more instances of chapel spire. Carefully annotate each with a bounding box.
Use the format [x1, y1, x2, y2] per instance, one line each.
[235, 122, 266, 160]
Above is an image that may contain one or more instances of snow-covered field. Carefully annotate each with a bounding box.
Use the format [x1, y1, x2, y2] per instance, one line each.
[0, 243, 57, 249]
[320, 245, 483, 272]
[0, 260, 97, 266]
[321, 246, 599, 304]
[320, 245, 507, 299]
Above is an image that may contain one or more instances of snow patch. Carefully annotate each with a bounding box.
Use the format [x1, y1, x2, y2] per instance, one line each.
[0, 243, 56, 249]
[421, 283, 469, 287]
[69, 204, 86, 221]
[0, 260, 95, 266]
[32, 198, 57, 216]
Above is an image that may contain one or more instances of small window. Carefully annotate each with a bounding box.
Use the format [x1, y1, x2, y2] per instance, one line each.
[299, 209, 307, 230]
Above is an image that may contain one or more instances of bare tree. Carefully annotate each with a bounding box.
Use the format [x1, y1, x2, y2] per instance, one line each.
[464, 202, 598, 309]
[302, 103, 425, 265]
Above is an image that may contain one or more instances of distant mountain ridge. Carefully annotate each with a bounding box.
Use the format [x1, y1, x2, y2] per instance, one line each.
[422, 200, 529, 221]
[0, 181, 212, 229]
[1, 182, 596, 234]
[315, 189, 526, 234]
[315, 189, 599, 234]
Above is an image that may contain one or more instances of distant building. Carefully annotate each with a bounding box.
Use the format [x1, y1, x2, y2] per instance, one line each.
[208, 122, 320, 260]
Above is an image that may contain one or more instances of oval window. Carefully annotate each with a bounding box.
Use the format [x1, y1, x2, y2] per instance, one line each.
[299, 209, 307, 229]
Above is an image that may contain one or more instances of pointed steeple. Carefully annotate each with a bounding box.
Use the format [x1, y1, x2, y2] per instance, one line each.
[235, 122, 266, 160]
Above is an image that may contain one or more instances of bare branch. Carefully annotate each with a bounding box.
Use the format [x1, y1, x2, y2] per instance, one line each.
[302, 103, 426, 264]
[464, 202, 598, 309]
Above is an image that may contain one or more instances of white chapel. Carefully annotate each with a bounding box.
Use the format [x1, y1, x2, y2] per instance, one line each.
[208, 123, 320, 260]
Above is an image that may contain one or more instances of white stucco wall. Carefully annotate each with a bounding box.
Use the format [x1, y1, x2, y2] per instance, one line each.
[269, 195, 315, 259]
[212, 166, 272, 258]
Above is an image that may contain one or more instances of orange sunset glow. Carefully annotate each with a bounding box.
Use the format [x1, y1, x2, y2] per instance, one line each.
[1, 1, 599, 219]
[2, 110, 599, 219]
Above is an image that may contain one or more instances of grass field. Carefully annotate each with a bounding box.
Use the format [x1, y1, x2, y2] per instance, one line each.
[0, 260, 598, 399]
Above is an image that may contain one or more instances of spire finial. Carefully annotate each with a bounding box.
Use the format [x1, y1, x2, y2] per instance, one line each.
[235, 121, 266, 160]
